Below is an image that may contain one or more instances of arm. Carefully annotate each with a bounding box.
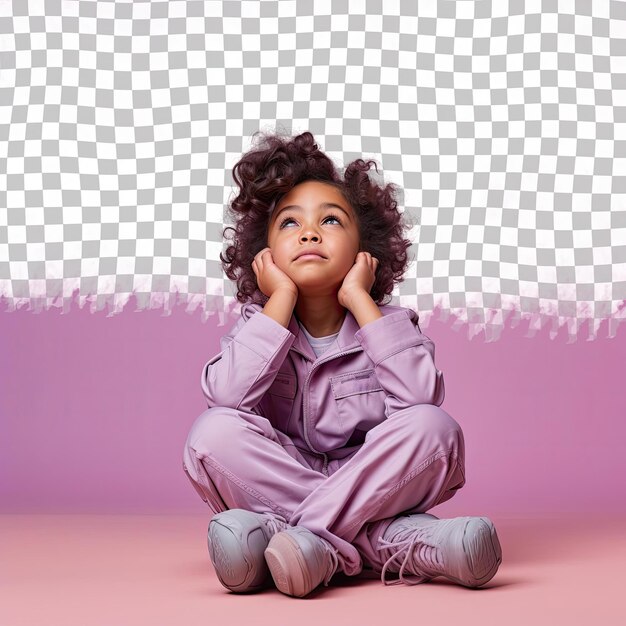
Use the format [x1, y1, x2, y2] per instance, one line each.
[261, 288, 298, 328]
[346, 289, 445, 417]
[343, 288, 383, 329]
[200, 291, 297, 412]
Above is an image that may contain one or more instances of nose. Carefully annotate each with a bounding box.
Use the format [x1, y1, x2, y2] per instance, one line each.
[299, 229, 320, 243]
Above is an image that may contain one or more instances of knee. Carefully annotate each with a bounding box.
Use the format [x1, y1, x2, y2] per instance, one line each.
[184, 407, 242, 458]
[394, 404, 465, 454]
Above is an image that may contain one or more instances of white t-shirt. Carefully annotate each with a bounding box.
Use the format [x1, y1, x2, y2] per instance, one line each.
[298, 320, 339, 357]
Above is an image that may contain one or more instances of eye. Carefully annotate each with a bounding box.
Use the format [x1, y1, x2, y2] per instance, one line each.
[325, 213, 342, 224]
[279, 214, 342, 228]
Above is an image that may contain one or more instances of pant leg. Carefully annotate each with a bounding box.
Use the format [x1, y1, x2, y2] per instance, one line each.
[183, 404, 466, 578]
[182, 406, 326, 520]
[289, 404, 466, 576]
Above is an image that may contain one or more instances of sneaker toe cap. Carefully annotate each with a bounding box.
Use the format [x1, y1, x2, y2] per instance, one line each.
[461, 517, 502, 586]
[208, 515, 271, 592]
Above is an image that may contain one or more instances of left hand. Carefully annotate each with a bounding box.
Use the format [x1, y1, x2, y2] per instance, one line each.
[338, 251, 379, 309]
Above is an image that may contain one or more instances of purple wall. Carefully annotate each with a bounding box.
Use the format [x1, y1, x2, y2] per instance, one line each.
[1, 298, 624, 516]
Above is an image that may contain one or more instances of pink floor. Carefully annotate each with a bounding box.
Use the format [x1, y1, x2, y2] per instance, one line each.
[1, 513, 624, 625]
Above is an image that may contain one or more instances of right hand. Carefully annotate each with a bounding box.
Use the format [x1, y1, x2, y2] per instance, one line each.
[252, 247, 299, 299]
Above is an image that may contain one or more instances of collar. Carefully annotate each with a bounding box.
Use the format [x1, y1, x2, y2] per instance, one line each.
[241, 301, 362, 361]
[288, 308, 361, 359]
[241, 301, 411, 362]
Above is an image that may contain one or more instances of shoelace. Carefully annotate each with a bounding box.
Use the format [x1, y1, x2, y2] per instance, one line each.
[259, 511, 289, 536]
[376, 521, 448, 586]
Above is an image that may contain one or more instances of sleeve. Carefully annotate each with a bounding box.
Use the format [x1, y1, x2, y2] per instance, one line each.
[353, 309, 445, 418]
[200, 309, 296, 413]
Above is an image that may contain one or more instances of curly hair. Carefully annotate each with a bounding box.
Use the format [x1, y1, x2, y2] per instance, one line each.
[220, 130, 415, 306]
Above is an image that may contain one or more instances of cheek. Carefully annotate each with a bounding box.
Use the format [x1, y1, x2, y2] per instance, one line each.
[337, 247, 357, 268]
[270, 243, 290, 267]
[266, 232, 280, 255]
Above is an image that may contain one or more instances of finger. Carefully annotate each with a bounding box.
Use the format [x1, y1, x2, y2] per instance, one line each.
[257, 249, 269, 265]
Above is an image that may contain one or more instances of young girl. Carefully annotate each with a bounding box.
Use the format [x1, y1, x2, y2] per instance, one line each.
[182, 131, 502, 598]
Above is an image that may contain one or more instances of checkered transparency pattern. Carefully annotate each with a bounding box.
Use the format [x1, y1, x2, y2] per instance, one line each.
[0, 0, 625, 341]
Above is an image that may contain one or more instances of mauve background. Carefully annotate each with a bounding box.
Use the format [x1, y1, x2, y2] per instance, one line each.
[1, 297, 624, 517]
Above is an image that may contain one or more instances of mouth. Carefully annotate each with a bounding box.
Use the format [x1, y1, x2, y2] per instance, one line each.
[294, 252, 326, 261]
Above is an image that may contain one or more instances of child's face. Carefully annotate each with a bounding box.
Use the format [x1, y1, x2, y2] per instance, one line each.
[267, 180, 361, 297]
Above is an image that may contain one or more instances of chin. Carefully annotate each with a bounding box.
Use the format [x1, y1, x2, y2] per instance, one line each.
[296, 278, 341, 294]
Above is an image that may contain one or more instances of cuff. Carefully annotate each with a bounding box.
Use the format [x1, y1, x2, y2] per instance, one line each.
[354, 310, 429, 365]
[233, 308, 295, 361]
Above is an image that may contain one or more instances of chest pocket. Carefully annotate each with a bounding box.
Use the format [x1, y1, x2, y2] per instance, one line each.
[329, 368, 386, 440]
[265, 372, 297, 433]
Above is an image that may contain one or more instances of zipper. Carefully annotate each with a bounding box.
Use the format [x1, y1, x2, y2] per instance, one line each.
[300, 346, 363, 477]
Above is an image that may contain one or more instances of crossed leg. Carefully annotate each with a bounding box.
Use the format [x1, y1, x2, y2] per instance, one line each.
[182, 403, 466, 577]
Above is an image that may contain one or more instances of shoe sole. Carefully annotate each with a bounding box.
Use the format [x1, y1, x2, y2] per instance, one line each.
[264, 532, 313, 598]
[445, 517, 503, 588]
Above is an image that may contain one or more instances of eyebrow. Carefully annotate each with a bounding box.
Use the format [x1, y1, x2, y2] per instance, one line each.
[273, 202, 352, 222]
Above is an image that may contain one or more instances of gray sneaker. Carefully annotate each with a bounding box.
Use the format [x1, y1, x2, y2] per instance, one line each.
[376, 513, 502, 588]
[264, 526, 341, 598]
[207, 509, 289, 593]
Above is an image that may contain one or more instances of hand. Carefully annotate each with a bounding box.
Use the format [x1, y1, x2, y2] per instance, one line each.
[252, 247, 299, 299]
[338, 251, 379, 309]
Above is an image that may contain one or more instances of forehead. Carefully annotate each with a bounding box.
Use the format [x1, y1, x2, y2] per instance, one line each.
[273, 181, 350, 215]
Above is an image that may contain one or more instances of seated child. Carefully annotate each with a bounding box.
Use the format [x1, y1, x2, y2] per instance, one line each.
[182, 130, 502, 597]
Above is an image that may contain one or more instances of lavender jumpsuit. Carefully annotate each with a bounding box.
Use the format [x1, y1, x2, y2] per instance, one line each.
[183, 302, 466, 577]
